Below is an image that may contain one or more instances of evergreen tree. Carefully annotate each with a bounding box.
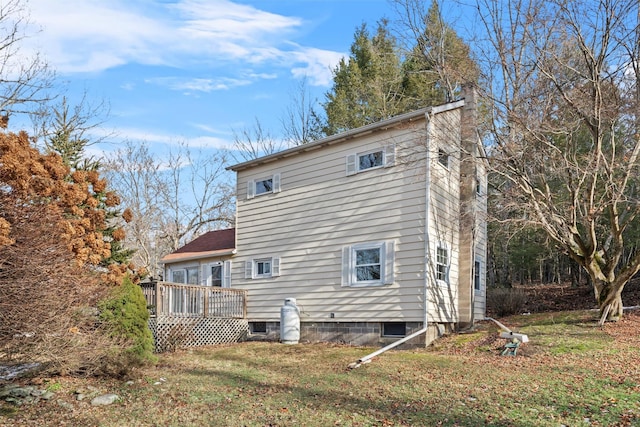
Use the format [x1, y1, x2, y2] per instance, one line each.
[323, 21, 406, 135]
[43, 97, 135, 269]
[322, 5, 477, 135]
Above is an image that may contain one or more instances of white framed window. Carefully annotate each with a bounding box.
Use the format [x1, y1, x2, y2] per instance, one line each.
[342, 241, 394, 287]
[438, 148, 450, 168]
[245, 257, 281, 279]
[171, 266, 199, 285]
[436, 244, 449, 283]
[202, 260, 232, 288]
[247, 173, 281, 199]
[346, 144, 395, 176]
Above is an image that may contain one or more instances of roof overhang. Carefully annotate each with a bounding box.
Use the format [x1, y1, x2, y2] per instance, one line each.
[161, 248, 237, 264]
[227, 106, 437, 172]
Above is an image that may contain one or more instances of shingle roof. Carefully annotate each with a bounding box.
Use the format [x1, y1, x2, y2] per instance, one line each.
[161, 228, 236, 263]
[173, 228, 235, 254]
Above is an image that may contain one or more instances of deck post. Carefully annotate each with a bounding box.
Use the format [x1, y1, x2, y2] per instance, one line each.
[203, 288, 209, 318]
[155, 281, 162, 316]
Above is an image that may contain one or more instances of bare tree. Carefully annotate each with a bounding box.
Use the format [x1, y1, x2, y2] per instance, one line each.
[391, 0, 478, 102]
[281, 77, 324, 145]
[231, 117, 287, 162]
[0, 0, 54, 120]
[29, 93, 110, 157]
[104, 142, 234, 277]
[103, 142, 164, 276]
[158, 143, 235, 252]
[476, 0, 640, 321]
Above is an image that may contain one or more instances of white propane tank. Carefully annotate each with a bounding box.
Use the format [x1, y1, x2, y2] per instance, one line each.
[280, 298, 300, 344]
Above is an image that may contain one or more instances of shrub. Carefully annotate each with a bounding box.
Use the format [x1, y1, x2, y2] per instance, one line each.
[487, 287, 527, 317]
[98, 276, 156, 375]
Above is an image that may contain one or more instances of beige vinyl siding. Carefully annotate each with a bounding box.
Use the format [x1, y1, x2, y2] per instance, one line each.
[426, 109, 461, 322]
[235, 124, 429, 322]
[473, 157, 488, 320]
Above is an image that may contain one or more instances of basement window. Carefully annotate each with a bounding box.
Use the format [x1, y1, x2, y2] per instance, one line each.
[250, 322, 267, 334]
[382, 322, 406, 337]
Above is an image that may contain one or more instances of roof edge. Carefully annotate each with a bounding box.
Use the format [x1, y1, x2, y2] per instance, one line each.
[227, 100, 464, 172]
[161, 248, 237, 264]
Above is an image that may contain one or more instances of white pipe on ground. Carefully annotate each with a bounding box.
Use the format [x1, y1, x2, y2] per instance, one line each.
[484, 317, 529, 343]
[347, 327, 428, 369]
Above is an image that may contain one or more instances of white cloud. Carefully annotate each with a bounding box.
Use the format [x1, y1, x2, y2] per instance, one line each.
[144, 76, 252, 93]
[23, 0, 342, 87]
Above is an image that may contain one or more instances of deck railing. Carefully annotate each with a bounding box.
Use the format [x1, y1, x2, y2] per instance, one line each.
[139, 281, 247, 319]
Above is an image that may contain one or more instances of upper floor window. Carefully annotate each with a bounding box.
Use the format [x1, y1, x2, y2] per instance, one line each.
[346, 144, 395, 176]
[359, 151, 384, 171]
[474, 260, 481, 291]
[255, 178, 273, 195]
[247, 173, 281, 199]
[342, 241, 395, 287]
[438, 148, 450, 168]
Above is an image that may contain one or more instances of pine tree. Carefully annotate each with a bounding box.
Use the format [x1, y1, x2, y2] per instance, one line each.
[43, 97, 135, 271]
[323, 21, 406, 135]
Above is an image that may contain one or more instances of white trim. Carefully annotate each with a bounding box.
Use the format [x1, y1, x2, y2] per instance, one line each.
[247, 179, 255, 199]
[384, 144, 396, 167]
[346, 154, 357, 176]
[222, 260, 232, 288]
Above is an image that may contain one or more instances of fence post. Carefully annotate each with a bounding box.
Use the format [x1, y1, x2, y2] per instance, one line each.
[155, 281, 162, 316]
[203, 287, 209, 318]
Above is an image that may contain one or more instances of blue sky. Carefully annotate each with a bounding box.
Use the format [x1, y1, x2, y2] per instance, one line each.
[20, 0, 399, 157]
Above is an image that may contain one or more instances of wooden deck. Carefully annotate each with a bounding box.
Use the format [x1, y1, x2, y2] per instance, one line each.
[139, 281, 249, 352]
[139, 281, 247, 319]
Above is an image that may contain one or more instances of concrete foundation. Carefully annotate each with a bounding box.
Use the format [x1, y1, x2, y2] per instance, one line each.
[248, 321, 454, 348]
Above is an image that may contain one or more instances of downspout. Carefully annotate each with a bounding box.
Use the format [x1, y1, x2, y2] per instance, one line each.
[348, 111, 434, 369]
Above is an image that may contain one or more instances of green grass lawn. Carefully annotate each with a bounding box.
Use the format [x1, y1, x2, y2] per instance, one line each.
[3, 310, 640, 426]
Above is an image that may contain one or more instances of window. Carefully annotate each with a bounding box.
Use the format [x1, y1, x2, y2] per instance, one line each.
[255, 258, 271, 277]
[170, 266, 199, 284]
[436, 245, 449, 283]
[342, 241, 394, 287]
[250, 322, 267, 334]
[205, 260, 232, 287]
[438, 148, 449, 168]
[210, 264, 222, 287]
[255, 178, 273, 195]
[359, 151, 384, 171]
[355, 248, 381, 281]
[346, 144, 395, 176]
[171, 269, 185, 284]
[382, 322, 406, 337]
[247, 173, 281, 199]
[474, 260, 481, 291]
[186, 266, 199, 284]
[245, 257, 281, 279]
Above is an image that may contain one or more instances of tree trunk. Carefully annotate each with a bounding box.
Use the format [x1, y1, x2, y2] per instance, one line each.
[596, 282, 624, 321]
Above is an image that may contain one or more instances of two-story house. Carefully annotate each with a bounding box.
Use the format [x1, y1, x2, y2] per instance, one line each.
[162, 87, 486, 347]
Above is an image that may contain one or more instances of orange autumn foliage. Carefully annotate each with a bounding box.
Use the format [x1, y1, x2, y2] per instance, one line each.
[0, 131, 128, 285]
